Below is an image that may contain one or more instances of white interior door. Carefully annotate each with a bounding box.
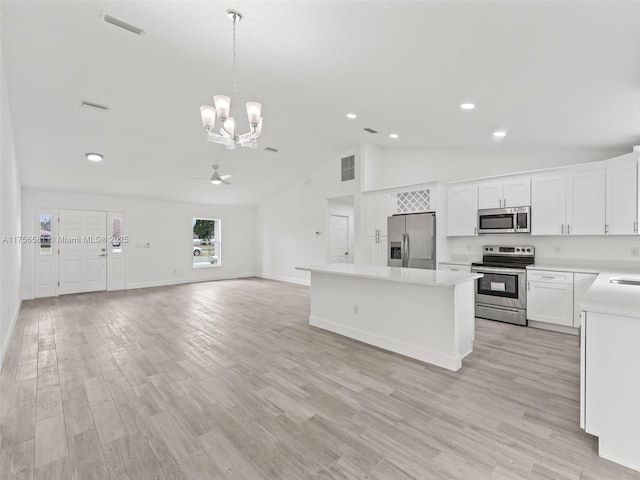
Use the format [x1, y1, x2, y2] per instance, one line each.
[329, 215, 349, 263]
[59, 209, 107, 294]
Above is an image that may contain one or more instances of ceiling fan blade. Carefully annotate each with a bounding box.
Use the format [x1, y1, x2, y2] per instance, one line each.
[220, 174, 232, 180]
[221, 180, 232, 185]
[185, 177, 210, 180]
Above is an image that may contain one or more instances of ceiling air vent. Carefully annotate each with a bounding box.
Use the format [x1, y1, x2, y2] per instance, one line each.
[264, 147, 279, 153]
[100, 12, 146, 36]
[363, 128, 378, 134]
[81, 101, 109, 112]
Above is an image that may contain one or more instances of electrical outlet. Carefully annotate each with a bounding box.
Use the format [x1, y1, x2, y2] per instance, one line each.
[554, 246, 561, 254]
[631, 247, 639, 257]
[466, 244, 471, 252]
[353, 305, 359, 314]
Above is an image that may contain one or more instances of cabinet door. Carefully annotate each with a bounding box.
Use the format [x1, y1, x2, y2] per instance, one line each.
[531, 175, 566, 235]
[366, 196, 379, 237]
[566, 169, 606, 235]
[447, 184, 478, 236]
[478, 182, 503, 209]
[573, 273, 597, 328]
[378, 235, 388, 266]
[606, 162, 638, 235]
[367, 236, 380, 265]
[527, 280, 574, 326]
[378, 194, 393, 237]
[503, 178, 531, 208]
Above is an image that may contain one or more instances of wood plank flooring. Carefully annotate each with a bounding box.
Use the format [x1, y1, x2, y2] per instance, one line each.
[1, 277, 639, 479]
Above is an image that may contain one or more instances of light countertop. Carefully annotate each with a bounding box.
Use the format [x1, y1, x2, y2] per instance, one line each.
[528, 259, 640, 274]
[296, 264, 482, 287]
[439, 255, 480, 266]
[581, 271, 640, 319]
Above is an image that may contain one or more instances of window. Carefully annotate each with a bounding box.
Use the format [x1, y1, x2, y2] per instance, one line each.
[341, 155, 355, 182]
[112, 217, 123, 253]
[192, 218, 221, 267]
[39, 213, 52, 255]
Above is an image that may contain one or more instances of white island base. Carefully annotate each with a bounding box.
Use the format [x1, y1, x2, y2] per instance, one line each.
[297, 264, 482, 372]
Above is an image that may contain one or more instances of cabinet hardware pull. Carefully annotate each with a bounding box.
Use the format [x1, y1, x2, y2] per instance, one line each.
[474, 227, 477, 235]
[567, 224, 570, 235]
[503, 198, 506, 207]
[527, 281, 530, 291]
[561, 224, 564, 234]
[634, 221, 638, 234]
[542, 276, 556, 279]
[605, 224, 609, 234]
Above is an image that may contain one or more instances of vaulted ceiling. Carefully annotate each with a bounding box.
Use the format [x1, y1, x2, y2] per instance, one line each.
[2, 1, 640, 206]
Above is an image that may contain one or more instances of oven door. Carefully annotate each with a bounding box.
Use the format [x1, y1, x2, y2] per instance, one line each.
[471, 266, 526, 309]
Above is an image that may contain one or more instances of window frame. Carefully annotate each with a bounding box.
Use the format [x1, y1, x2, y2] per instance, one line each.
[192, 217, 222, 268]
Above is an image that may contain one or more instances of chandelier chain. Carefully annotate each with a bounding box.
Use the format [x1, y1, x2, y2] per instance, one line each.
[232, 14, 237, 99]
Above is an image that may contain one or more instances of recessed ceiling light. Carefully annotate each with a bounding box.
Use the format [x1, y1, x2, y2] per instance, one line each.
[493, 131, 507, 138]
[460, 103, 475, 110]
[85, 153, 104, 162]
[389, 133, 399, 139]
[346, 113, 357, 119]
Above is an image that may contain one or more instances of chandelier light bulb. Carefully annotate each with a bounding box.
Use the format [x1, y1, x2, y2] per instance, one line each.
[213, 95, 231, 120]
[200, 105, 216, 129]
[246, 102, 262, 125]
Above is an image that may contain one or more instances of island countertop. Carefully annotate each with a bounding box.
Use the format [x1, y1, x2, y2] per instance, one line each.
[296, 263, 482, 287]
[581, 271, 640, 319]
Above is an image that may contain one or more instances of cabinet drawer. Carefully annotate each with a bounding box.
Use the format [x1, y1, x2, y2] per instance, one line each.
[527, 270, 573, 285]
[439, 263, 471, 273]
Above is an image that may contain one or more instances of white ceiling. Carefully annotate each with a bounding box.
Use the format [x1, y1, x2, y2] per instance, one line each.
[2, 1, 640, 206]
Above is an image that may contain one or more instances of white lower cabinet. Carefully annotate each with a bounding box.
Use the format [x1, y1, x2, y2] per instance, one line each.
[527, 270, 574, 327]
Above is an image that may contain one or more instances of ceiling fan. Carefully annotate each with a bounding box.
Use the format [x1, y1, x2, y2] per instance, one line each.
[186, 164, 232, 185]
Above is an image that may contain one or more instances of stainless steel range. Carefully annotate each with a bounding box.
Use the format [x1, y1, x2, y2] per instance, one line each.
[471, 245, 535, 326]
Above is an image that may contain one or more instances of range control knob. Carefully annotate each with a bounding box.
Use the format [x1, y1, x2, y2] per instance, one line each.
[516, 248, 521, 252]
[527, 248, 531, 252]
[489, 247, 494, 251]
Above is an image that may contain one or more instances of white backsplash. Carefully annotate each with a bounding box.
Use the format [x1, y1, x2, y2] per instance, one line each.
[449, 234, 640, 264]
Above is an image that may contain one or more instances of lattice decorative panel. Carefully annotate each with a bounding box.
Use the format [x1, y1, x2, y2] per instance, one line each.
[397, 189, 431, 213]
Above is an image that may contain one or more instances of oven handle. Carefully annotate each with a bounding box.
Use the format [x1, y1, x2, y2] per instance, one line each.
[471, 267, 526, 275]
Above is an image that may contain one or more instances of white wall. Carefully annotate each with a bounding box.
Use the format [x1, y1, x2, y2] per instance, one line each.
[256, 146, 361, 285]
[21, 189, 256, 298]
[0, 47, 22, 370]
[363, 147, 628, 192]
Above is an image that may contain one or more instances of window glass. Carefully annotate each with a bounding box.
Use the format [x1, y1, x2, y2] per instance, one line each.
[39, 214, 52, 255]
[192, 218, 221, 267]
[112, 217, 123, 253]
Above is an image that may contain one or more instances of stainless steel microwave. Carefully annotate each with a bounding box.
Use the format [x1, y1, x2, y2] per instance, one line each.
[477, 206, 530, 234]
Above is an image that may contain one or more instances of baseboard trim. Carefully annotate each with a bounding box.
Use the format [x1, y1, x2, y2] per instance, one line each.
[0, 301, 22, 372]
[309, 315, 462, 371]
[126, 273, 258, 290]
[528, 320, 579, 336]
[258, 274, 310, 286]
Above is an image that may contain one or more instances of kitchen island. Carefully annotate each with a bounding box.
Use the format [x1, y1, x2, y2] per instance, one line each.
[296, 264, 482, 371]
[580, 271, 640, 473]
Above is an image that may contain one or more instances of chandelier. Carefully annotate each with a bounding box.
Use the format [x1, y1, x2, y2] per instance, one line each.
[199, 9, 262, 150]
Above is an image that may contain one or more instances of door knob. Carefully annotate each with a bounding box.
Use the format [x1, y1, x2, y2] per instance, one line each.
[99, 254, 106, 257]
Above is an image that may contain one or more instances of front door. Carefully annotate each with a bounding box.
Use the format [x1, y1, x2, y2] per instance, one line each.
[59, 209, 107, 294]
[329, 215, 349, 263]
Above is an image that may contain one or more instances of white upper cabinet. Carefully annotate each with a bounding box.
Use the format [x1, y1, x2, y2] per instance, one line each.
[532, 169, 606, 236]
[566, 169, 606, 236]
[447, 183, 478, 236]
[478, 178, 530, 210]
[366, 193, 394, 237]
[531, 174, 567, 235]
[605, 161, 638, 235]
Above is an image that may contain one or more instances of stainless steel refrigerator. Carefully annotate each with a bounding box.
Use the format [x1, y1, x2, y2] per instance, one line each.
[387, 212, 436, 269]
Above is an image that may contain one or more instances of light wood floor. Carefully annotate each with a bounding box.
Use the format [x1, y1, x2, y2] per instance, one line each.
[1, 278, 639, 480]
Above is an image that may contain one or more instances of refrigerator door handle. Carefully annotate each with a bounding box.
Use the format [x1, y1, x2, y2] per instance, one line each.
[403, 233, 410, 268]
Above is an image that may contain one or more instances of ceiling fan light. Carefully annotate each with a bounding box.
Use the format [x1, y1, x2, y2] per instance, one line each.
[255, 117, 263, 137]
[200, 105, 216, 130]
[246, 102, 262, 125]
[223, 117, 235, 137]
[213, 95, 231, 119]
[211, 178, 222, 185]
